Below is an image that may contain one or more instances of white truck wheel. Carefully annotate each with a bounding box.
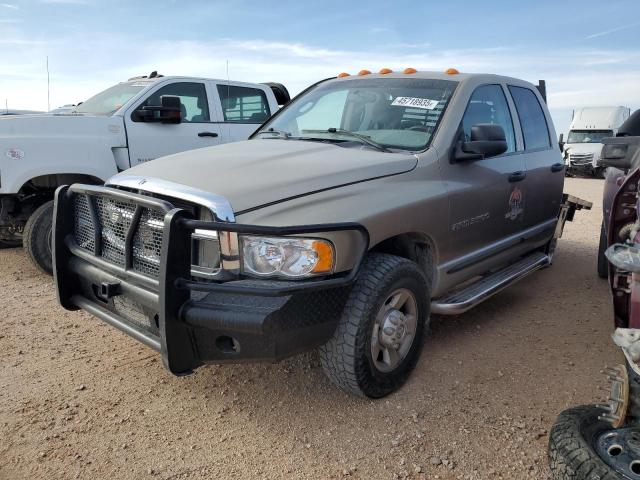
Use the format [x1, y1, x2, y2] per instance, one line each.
[23, 200, 54, 275]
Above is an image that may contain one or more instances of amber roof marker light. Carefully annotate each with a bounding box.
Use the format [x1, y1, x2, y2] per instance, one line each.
[379, 68, 393, 74]
[337, 72, 350, 78]
[445, 68, 460, 75]
[358, 69, 371, 76]
[403, 67, 417, 74]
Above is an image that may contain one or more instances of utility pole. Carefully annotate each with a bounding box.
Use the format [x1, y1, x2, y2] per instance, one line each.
[46, 56, 50, 112]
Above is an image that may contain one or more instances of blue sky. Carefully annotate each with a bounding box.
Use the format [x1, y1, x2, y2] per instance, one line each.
[1, 0, 640, 133]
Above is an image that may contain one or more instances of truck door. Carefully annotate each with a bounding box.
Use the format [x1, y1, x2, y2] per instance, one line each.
[213, 83, 273, 142]
[125, 81, 221, 167]
[507, 85, 563, 233]
[441, 84, 526, 265]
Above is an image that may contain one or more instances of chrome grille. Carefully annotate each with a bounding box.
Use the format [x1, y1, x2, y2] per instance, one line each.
[72, 192, 222, 280]
[72, 193, 165, 277]
[132, 208, 164, 278]
[94, 196, 136, 267]
[74, 194, 95, 251]
[569, 153, 594, 165]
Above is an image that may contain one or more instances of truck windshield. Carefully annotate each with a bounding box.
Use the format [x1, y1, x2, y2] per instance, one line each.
[566, 130, 613, 144]
[257, 77, 457, 152]
[73, 83, 148, 115]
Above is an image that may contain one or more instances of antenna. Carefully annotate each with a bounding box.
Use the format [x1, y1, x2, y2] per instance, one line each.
[226, 59, 231, 140]
[46, 56, 50, 112]
[5, 99, 8, 114]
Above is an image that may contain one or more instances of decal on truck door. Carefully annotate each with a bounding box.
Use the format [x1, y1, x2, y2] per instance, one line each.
[505, 187, 524, 220]
[6, 148, 24, 160]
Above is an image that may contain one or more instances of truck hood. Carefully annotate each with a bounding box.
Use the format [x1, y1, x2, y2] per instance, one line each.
[111, 139, 418, 213]
[0, 113, 127, 194]
[0, 113, 125, 138]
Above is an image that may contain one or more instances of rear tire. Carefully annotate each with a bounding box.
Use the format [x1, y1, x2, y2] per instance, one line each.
[319, 253, 429, 398]
[23, 200, 53, 275]
[598, 222, 608, 279]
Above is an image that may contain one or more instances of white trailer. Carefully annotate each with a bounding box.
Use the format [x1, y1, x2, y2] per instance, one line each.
[0, 72, 289, 273]
[561, 106, 631, 177]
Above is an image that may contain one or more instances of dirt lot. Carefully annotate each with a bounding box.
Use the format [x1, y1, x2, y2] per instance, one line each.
[0, 177, 620, 480]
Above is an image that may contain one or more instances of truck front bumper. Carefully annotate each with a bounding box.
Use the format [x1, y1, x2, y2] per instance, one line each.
[53, 184, 368, 375]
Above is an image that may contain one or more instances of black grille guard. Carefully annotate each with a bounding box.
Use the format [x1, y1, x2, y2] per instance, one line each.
[53, 183, 369, 374]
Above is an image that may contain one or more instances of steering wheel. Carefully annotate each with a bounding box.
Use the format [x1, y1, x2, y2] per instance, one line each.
[408, 125, 429, 132]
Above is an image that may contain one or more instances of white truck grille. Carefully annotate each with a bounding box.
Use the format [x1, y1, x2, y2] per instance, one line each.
[569, 153, 594, 165]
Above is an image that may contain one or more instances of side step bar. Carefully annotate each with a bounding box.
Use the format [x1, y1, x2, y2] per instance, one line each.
[431, 252, 550, 315]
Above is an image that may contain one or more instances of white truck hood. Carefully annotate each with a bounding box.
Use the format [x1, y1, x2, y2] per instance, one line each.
[0, 114, 127, 193]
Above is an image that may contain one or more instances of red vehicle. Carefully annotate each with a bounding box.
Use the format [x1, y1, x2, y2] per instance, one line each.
[549, 111, 640, 479]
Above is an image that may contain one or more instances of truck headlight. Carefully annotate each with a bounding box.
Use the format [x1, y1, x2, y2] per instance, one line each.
[241, 236, 335, 278]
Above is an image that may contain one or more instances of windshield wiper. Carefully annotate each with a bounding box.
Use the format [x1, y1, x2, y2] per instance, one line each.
[256, 128, 291, 139]
[301, 128, 390, 152]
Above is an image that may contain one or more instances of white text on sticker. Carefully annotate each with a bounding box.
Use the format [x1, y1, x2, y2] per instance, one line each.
[391, 97, 439, 110]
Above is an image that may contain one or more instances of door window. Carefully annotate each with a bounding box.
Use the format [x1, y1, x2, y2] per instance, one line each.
[508, 86, 551, 150]
[138, 82, 209, 123]
[460, 84, 516, 153]
[217, 85, 271, 123]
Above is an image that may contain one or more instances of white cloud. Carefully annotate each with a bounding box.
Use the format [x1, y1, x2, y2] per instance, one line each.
[0, 3, 18, 9]
[0, 35, 638, 132]
[585, 22, 640, 40]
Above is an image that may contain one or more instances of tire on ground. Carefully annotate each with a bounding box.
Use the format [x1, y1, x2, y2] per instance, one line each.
[318, 253, 429, 398]
[548, 405, 624, 480]
[23, 200, 54, 275]
[598, 221, 608, 279]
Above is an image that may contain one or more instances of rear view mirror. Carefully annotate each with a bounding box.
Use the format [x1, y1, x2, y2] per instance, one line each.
[453, 124, 508, 162]
[558, 133, 565, 152]
[599, 138, 637, 171]
[133, 95, 182, 124]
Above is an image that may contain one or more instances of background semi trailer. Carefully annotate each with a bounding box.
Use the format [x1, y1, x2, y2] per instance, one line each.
[0, 72, 289, 273]
[560, 106, 631, 178]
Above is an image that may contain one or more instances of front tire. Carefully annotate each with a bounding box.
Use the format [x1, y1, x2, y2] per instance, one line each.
[598, 222, 608, 279]
[319, 253, 429, 398]
[23, 200, 53, 275]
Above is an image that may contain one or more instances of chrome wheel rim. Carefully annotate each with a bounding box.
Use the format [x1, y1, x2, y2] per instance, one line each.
[371, 288, 418, 373]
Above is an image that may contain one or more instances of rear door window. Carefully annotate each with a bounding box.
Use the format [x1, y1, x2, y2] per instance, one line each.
[460, 84, 516, 154]
[508, 86, 551, 150]
[217, 85, 271, 123]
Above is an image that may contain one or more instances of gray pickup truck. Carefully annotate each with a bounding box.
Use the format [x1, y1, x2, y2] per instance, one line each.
[53, 69, 590, 398]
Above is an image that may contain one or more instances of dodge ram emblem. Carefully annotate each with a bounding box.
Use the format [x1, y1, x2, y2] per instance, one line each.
[6, 148, 24, 160]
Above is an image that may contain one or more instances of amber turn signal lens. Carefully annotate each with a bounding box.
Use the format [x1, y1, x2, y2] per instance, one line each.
[311, 240, 335, 274]
[337, 72, 350, 78]
[379, 68, 393, 74]
[445, 68, 460, 75]
[358, 69, 371, 76]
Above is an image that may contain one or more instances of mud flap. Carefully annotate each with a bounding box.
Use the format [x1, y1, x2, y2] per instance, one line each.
[554, 193, 593, 241]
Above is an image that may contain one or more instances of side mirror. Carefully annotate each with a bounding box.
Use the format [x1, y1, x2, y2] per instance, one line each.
[453, 124, 508, 162]
[558, 133, 565, 152]
[599, 138, 635, 171]
[134, 95, 182, 124]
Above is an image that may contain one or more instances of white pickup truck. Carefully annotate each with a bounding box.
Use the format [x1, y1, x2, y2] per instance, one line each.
[0, 72, 289, 273]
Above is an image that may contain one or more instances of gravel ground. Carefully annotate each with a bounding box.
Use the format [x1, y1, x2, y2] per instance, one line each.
[0, 177, 621, 480]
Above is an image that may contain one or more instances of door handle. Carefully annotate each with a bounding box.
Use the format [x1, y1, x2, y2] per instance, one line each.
[198, 131, 219, 138]
[508, 171, 526, 183]
[551, 162, 564, 172]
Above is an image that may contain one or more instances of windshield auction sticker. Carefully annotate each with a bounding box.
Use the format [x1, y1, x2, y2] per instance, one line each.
[391, 97, 440, 110]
